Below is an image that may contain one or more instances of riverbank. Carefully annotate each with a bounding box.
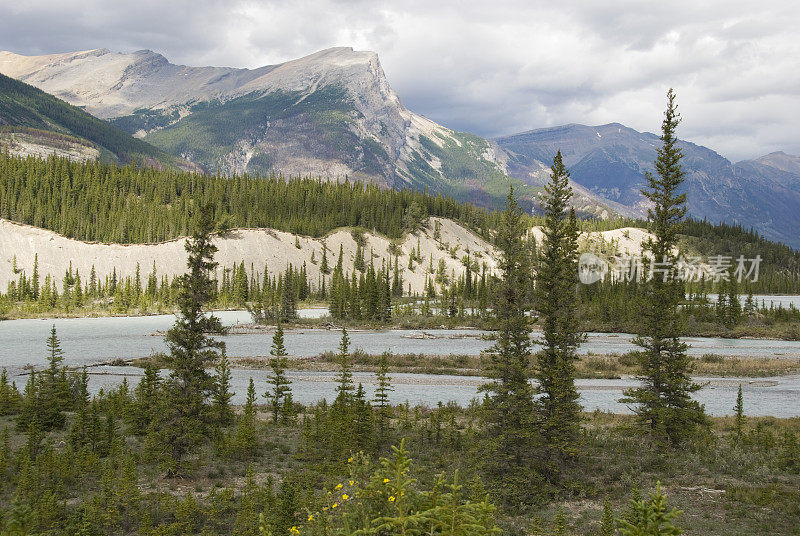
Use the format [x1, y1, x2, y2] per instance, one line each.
[225, 351, 800, 378]
[4, 300, 800, 339]
[5, 312, 800, 378]
[82, 364, 800, 418]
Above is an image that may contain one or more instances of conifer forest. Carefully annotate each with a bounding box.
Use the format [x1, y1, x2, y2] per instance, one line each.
[0, 89, 799, 536]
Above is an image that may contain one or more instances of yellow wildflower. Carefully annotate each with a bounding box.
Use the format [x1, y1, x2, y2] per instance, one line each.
[342, 494, 349, 501]
[307, 515, 314, 522]
[332, 503, 338, 509]
[383, 478, 390, 483]
[348, 480, 355, 486]
[388, 496, 396, 502]
[348, 457, 353, 463]
[323, 506, 328, 511]
[290, 527, 300, 535]
[335, 483, 343, 491]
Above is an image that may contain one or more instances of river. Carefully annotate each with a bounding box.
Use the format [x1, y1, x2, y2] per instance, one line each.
[2, 309, 800, 375]
[3, 308, 800, 417]
[84, 366, 800, 418]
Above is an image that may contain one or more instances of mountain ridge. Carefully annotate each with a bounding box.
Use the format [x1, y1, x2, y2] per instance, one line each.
[0, 70, 194, 169]
[495, 123, 800, 248]
[4, 46, 797, 240]
[0, 47, 619, 215]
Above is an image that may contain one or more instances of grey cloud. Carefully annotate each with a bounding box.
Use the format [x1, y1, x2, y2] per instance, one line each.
[0, 0, 798, 161]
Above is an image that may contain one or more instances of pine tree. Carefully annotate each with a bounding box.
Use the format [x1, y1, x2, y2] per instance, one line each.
[552, 508, 568, 536]
[129, 362, 160, 435]
[353, 383, 374, 452]
[213, 352, 234, 426]
[622, 89, 707, 445]
[16, 371, 38, 431]
[38, 325, 69, 430]
[373, 353, 394, 437]
[75, 366, 90, 411]
[280, 271, 297, 322]
[335, 328, 354, 403]
[31, 254, 40, 301]
[392, 256, 403, 297]
[734, 384, 746, 438]
[265, 324, 292, 423]
[157, 204, 226, 475]
[534, 150, 584, 469]
[725, 271, 741, 328]
[618, 482, 683, 536]
[234, 378, 258, 455]
[0, 368, 20, 416]
[355, 242, 365, 272]
[320, 245, 330, 275]
[478, 188, 540, 504]
[601, 496, 616, 536]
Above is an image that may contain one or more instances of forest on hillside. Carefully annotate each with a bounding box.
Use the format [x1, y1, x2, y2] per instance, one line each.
[0, 73, 177, 168]
[0, 91, 798, 536]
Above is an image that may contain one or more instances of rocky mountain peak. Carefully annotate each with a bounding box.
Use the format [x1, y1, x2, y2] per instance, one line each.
[753, 151, 800, 175]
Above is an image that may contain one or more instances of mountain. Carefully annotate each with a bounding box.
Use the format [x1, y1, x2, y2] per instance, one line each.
[0, 47, 552, 210]
[753, 151, 800, 176]
[0, 71, 193, 169]
[496, 123, 800, 248]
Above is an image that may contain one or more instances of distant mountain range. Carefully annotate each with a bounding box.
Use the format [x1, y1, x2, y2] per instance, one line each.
[495, 124, 800, 246]
[1, 47, 798, 247]
[0, 47, 547, 211]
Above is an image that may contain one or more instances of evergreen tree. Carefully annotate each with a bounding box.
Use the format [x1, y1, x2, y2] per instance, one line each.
[354, 242, 365, 272]
[334, 328, 354, 403]
[478, 188, 539, 505]
[0, 369, 20, 416]
[392, 256, 403, 297]
[734, 384, 746, 438]
[601, 496, 616, 536]
[129, 362, 160, 435]
[16, 371, 38, 431]
[622, 90, 707, 445]
[618, 482, 683, 536]
[38, 325, 70, 430]
[353, 383, 374, 452]
[552, 508, 568, 536]
[320, 244, 330, 275]
[265, 324, 292, 424]
[534, 150, 584, 469]
[725, 271, 741, 328]
[234, 378, 258, 456]
[213, 352, 235, 426]
[31, 254, 40, 301]
[157, 204, 226, 475]
[280, 271, 297, 322]
[373, 353, 394, 437]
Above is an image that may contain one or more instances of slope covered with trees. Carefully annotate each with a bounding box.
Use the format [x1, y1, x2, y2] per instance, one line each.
[0, 73, 189, 169]
[0, 152, 495, 243]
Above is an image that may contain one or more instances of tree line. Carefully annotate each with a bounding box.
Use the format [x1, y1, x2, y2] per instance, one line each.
[0, 152, 496, 243]
[1, 91, 797, 535]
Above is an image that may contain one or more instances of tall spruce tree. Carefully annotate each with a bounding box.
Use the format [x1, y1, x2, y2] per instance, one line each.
[38, 325, 69, 430]
[478, 188, 540, 504]
[534, 151, 584, 468]
[622, 89, 707, 444]
[734, 384, 746, 438]
[213, 352, 234, 426]
[373, 353, 394, 437]
[265, 324, 292, 424]
[158, 204, 226, 475]
[334, 328, 354, 403]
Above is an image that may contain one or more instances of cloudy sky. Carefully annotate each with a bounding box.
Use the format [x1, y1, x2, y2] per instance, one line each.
[2, 0, 798, 161]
